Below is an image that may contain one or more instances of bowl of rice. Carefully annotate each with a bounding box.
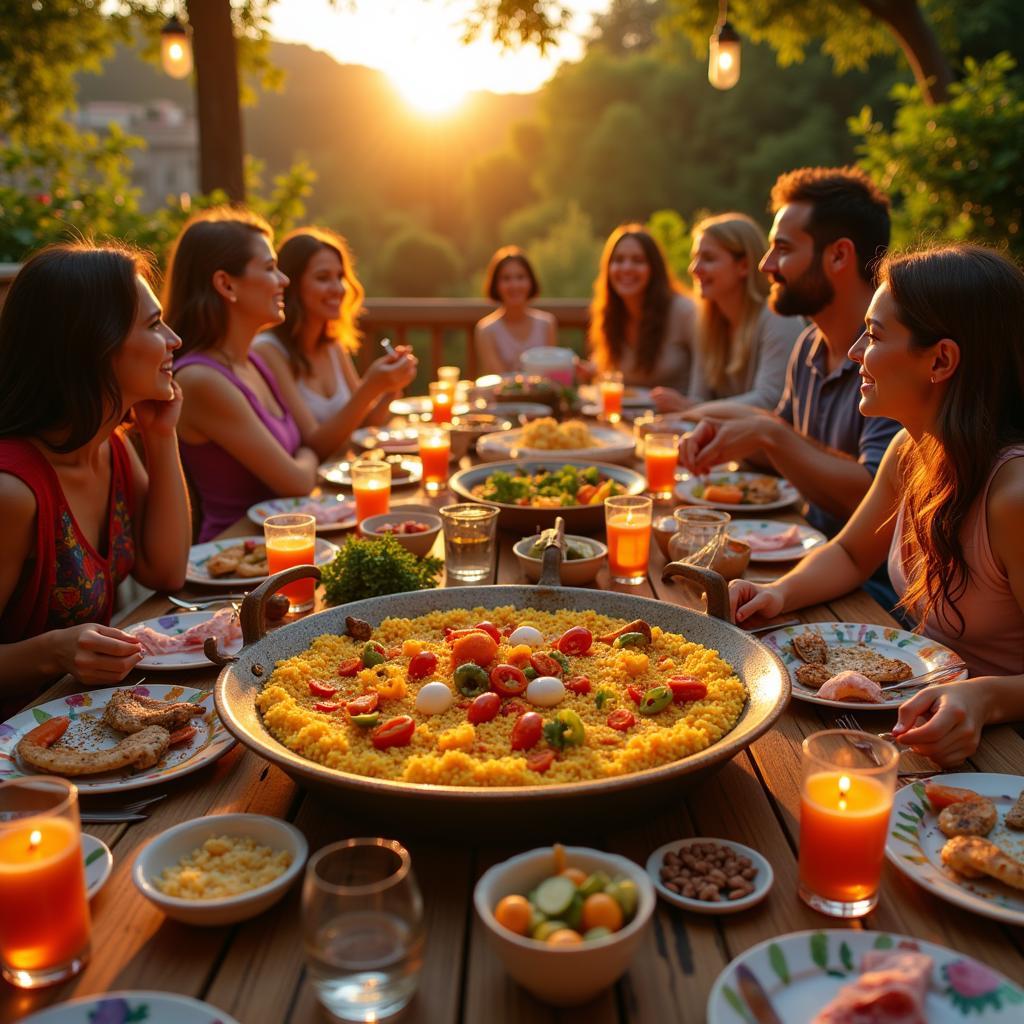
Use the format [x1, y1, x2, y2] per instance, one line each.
[133, 813, 307, 926]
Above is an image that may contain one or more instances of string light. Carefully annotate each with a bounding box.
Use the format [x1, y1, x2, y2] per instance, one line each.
[160, 13, 193, 80]
[709, 1, 741, 90]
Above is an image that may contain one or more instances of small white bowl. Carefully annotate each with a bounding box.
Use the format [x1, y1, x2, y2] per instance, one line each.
[133, 813, 308, 926]
[360, 507, 442, 557]
[513, 534, 607, 586]
[474, 845, 655, 1006]
[645, 838, 773, 915]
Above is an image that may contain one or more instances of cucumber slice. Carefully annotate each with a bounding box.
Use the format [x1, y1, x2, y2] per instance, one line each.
[563, 891, 584, 930]
[532, 919, 568, 942]
[535, 875, 577, 917]
[578, 870, 611, 898]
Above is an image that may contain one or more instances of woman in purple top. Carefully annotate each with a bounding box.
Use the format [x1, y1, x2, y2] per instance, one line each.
[164, 208, 319, 541]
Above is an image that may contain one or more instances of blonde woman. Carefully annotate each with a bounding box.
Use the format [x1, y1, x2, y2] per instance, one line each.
[652, 213, 802, 414]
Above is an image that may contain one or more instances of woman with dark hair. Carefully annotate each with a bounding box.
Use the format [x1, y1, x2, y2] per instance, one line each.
[166, 207, 320, 541]
[474, 246, 556, 375]
[0, 242, 190, 694]
[587, 225, 695, 390]
[254, 227, 417, 459]
[730, 243, 1024, 765]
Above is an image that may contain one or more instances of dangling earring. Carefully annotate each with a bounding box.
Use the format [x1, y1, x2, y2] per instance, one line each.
[929, 375, 936, 384]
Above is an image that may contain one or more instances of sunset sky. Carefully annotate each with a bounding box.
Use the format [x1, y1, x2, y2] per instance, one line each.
[268, 0, 609, 112]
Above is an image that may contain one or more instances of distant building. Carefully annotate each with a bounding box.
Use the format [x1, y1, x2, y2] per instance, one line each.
[74, 100, 198, 211]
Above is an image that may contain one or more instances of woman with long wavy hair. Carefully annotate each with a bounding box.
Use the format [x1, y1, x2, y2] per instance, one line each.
[254, 227, 417, 459]
[652, 213, 802, 413]
[587, 224, 695, 391]
[730, 243, 1024, 766]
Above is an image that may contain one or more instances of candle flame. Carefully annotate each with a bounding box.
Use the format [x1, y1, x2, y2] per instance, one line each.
[838, 775, 851, 795]
[29, 829, 41, 849]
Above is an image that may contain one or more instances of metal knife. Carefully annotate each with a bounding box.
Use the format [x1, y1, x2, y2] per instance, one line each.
[81, 813, 147, 824]
[736, 964, 783, 1024]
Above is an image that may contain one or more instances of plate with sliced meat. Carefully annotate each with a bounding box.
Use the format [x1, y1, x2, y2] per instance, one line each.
[757, 621, 966, 709]
[726, 519, 826, 562]
[708, 928, 1023, 1022]
[0, 684, 235, 794]
[247, 494, 357, 532]
[126, 608, 243, 670]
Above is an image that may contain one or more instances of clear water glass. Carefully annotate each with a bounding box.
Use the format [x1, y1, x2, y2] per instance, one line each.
[667, 506, 730, 568]
[440, 503, 499, 584]
[303, 838, 424, 1022]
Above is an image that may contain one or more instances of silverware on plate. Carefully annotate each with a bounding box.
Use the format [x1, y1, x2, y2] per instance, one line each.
[745, 619, 800, 636]
[167, 593, 250, 611]
[736, 964, 783, 1024]
[879, 662, 967, 691]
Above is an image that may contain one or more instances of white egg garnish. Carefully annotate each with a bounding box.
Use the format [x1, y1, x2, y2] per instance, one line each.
[415, 681, 453, 716]
[509, 625, 544, 648]
[526, 675, 565, 708]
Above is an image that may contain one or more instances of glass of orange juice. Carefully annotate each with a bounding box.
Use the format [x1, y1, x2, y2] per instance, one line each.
[419, 427, 451, 495]
[598, 370, 624, 424]
[351, 460, 391, 526]
[428, 382, 454, 424]
[264, 512, 317, 612]
[605, 494, 652, 584]
[644, 432, 681, 500]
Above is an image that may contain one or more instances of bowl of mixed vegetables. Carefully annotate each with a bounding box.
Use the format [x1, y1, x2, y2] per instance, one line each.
[449, 459, 646, 533]
[513, 531, 607, 586]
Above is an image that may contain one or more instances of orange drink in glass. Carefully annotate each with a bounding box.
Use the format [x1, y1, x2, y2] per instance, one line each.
[799, 730, 898, 918]
[429, 382, 454, 424]
[598, 370, 624, 424]
[419, 427, 451, 495]
[644, 432, 681, 499]
[264, 512, 317, 612]
[351, 460, 391, 525]
[605, 494, 652, 584]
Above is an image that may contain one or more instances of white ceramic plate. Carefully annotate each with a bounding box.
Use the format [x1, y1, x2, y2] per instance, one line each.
[352, 425, 422, 453]
[646, 838, 773, 915]
[757, 621, 967, 709]
[476, 425, 636, 465]
[726, 519, 827, 562]
[186, 535, 338, 587]
[246, 494, 356, 532]
[887, 773, 1024, 926]
[478, 401, 556, 421]
[389, 395, 471, 418]
[83, 834, 113, 900]
[318, 456, 423, 488]
[578, 383, 655, 408]
[22, 992, 241, 1024]
[675, 471, 801, 512]
[126, 611, 243, 671]
[708, 929, 1024, 1023]
[0, 684, 234, 794]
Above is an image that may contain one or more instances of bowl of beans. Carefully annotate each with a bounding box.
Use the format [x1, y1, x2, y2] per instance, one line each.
[644, 838, 772, 915]
[359, 507, 442, 557]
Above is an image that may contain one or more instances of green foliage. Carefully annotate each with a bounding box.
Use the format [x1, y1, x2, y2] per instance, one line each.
[646, 209, 694, 283]
[464, 1, 571, 53]
[526, 202, 603, 298]
[375, 227, 464, 297]
[320, 535, 443, 605]
[852, 52, 1024, 256]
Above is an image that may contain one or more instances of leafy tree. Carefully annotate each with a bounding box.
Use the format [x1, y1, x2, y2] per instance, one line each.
[466, 148, 537, 254]
[589, 0, 665, 55]
[647, 208, 694, 283]
[375, 227, 464, 297]
[526, 202, 603, 297]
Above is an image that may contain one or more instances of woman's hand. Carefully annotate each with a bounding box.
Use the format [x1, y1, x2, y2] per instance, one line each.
[651, 387, 692, 414]
[53, 624, 144, 684]
[132, 379, 183, 438]
[728, 578, 784, 624]
[892, 678, 994, 766]
[366, 346, 418, 395]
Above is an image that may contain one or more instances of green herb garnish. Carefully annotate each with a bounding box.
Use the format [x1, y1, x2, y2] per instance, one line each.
[320, 535, 442, 605]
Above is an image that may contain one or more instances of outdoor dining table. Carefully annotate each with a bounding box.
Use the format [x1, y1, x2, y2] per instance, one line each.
[4, 443, 1024, 1024]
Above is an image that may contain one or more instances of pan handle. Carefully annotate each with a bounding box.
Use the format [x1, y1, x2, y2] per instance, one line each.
[537, 516, 565, 588]
[660, 561, 730, 622]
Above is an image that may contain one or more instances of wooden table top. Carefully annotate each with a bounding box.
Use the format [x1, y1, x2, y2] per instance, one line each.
[5, 451, 1024, 1024]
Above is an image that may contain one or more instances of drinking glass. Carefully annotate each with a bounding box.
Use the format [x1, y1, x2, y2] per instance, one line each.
[303, 838, 424, 1023]
[436, 365, 461, 386]
[418, 427, 451, 495]
[263, 512, 317, 612]
[667, 507, 730, 568]
[440, 503, 499, 584]
[0, 777, 91, 988]
[799, 730, 899, 918]
[598, 370, 624, 424]
[428, 381, 454, 424]
[644, 432, 681, 500]
[605, 494, 652, 585]
[351, 460, 391, 526]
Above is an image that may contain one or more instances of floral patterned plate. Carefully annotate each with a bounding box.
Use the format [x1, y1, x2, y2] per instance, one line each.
[246, 494, 356, 532]
[757, 621, 966, 709]
[886, 773, 1024, 926]
[125, 611, 244, 671]
[83, 834, 113, 900]
[0, 684, 234, 794]
[186, 535, 339, 587]
[22, 991, 240, 1023]
[708, 929, 1023, 1023]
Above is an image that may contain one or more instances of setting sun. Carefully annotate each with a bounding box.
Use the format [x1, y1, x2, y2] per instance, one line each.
[388, 67, 469, 115]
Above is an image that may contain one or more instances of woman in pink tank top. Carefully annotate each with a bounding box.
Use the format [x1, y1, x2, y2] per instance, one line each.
[730, 244, 1024, 766]
[164, 208, 320, 541]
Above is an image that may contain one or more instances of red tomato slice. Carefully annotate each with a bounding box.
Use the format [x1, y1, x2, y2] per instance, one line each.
[314, 701, 342, 713]
[500, 700, 527, 718]
[371, 715, 416, 750]
[510, 711, 543, 751]
[530, 652, 563, 678]
[346, 693, 380, 715]
[668, 676, 708, 704]
[490, 663, 528, 697]
[407, 651, 437, 680]
[308, 680, 338, 698]
[467, 692, 501, 725]
[473, 621, 501, 644]
[557, 627, 593, 656]
[924, 781, 984, 811]
[526, 749, 556, 773]
[337, 658, 362, 677]
[607, 709, 636, 732]
[626, 685, 643, 705]
[168, 725, 197, 745]
[565, 676, 592, 695]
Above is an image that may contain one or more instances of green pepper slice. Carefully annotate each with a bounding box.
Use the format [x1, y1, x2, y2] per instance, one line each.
[523, 665, 538, 680]
[638, 685, 672, 716]
[543, 709, 586, 750]
[361, 641, 387, 668]
[613, 632, 649, 649]
[548, 650, 570, 675]
[453, 662, 490, 698]
[594, 689, 615, 710]
[350, 711, 380, 728]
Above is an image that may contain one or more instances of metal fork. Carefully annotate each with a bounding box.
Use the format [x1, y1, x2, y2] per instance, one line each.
[879, 662, 967, 691]
[167, 593, 249, 611]
[80, 793, 168, 824]
[833, 713, 939, 779]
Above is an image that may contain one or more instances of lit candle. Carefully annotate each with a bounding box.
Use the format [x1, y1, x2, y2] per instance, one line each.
[429, 382, 454, 424]
[419, 428, 451, 494]
[351, 460, 392, 525]
[605, 495, 652, 585]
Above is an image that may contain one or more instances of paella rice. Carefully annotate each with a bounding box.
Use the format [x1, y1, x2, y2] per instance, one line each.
[255, 607, 746, 787]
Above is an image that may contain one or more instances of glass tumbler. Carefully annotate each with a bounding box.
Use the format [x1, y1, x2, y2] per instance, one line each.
[598, 369, 624, 424]
[264, 512, 317, 612]
[667, 506, 730, 569]
[303, 838, 424, 1023]
[440, 503, 499, 584]
[644, 432, 682, 501]
[605, 494, 653, 584]
[0, 777, 91, 988]
[351, 460, 391, 525]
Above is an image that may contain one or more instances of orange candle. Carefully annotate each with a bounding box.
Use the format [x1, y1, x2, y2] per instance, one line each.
[644, 433, 680, 498]
[419, 430, 451, 494]
[266, 535, 316, 608]
[607, 516, 650, 579]
[0, 817, 90, 979]
[429, 382, 454, 424]
[600, 381, 623, 419]
[800, 771, 894, 907]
